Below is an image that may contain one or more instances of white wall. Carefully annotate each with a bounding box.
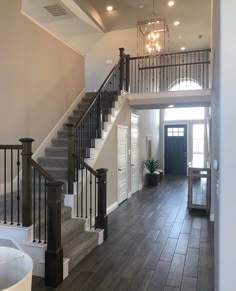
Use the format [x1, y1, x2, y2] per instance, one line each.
[138, 110, 160, 185]
[85, 27, 137, 91]
[218, 0, 236, 290]
[93, 103, 160, 208]
[0, 0, 85, 182]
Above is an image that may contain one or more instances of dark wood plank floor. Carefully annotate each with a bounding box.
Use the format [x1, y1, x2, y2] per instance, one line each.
[32, 176, 214, 291]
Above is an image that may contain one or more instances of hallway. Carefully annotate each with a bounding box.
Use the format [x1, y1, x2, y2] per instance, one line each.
[33, 176, 214, 291]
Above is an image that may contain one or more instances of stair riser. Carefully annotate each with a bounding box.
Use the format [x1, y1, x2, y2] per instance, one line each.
[62, 224, 85, 246]
[69, 239, 98, 271]
[38, 158, 68, 168]
[46, 169, 68, 180]
[51, 139, 94, 148]
[45, 149, 68, 157]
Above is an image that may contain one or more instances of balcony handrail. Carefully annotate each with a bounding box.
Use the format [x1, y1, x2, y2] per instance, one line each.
[129, 48, 211, 60]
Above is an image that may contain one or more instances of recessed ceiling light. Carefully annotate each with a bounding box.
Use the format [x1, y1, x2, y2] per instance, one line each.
[174, 21, 180, 26]
[106, 5, 113, 11]
[168, 1, 175, 7]
[181, 47, 186, 51]
[139, 4, 144, 8]
[168, 104, 174, 108]
[178, 36, 182, 39]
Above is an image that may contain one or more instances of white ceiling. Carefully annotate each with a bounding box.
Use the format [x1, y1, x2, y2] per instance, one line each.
[21, 0, 211, 54]
[87, 0, 211, 51]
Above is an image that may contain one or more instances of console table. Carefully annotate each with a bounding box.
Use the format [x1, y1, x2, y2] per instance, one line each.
[187, 161, 211, 212]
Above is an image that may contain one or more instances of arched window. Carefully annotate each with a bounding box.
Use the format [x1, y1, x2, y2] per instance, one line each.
[169, 78, 202, 91]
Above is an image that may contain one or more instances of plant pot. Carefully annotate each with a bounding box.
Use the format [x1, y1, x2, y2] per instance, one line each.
[146, 172, 159, 187]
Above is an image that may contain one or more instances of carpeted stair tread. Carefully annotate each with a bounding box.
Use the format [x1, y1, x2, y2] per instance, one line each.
[61, 218, 85, 245]
[45, 147, 68, 157]
[64, 231, 98, 270]
[38, 156, 68, 168]
[42, 166, 67, 180]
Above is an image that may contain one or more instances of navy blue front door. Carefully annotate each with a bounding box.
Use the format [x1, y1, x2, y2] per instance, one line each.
[164, 125, 187, 175]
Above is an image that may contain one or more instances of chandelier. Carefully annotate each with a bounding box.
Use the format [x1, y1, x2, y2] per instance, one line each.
[137, 1, 169, 56]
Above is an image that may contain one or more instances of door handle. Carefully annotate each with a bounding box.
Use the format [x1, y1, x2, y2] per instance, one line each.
[131, 164, 135, 166]
[118, 168, 122, 171]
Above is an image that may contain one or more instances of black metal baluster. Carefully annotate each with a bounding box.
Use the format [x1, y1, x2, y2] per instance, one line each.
[156, 56, 158, 92]
[166, 55, 169, 91]
[206, 50, 209, 88]
[198, 52, 201, 86]
[4, 149, 6, 224]
[86, 169, 88, 218]
[44, 177, 47, 243]
[17, 149, 20, 225]
[175, 54, 177, 89]
[10, 149, 13, 224]
[81, 167, 84, 217]
[95, 175, 97, 229]
[185, 54, 188, 87]
[33, 167, 36, 242]
[76, 159, 79, 217]
[90, 173, 92, 229]
[39, 172, 41, 243]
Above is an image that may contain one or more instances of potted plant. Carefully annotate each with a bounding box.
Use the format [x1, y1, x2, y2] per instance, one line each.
[144, 158, 160, 187]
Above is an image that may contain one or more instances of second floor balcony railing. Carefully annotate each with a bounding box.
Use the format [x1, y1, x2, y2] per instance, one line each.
[121, 49, 211, 93]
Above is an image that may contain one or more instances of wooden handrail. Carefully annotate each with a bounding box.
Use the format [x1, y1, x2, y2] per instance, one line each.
[129, 48, 211, 60]
[74, 58, 121, 128]
[0, 145, 22, 150]
[139, 61, 210, 71]
[30, 158, 56, 182]
[74, 154, 98, 177]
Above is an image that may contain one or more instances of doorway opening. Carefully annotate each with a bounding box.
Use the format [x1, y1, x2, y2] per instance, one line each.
[163, 107, 209, 175]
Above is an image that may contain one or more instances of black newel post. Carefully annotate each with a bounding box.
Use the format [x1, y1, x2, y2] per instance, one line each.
[125, 54, 130, 92]
[95, 168, 108, 240]
[45, 181, 64, 287]
[20, 138, 34, 227]
[119, 48, 125, 91]
[66, 123, 75, 194]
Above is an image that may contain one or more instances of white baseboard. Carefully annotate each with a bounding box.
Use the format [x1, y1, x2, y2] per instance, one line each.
[107, 202, 118, 215]
[33, 88, 86, 160]
[128, 192, 132, 199]
[210, 213, 215, 222]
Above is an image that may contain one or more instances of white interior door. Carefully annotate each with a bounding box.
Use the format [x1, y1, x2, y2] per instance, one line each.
[117, 125, 128, 204]
[131, 114, 140, 194]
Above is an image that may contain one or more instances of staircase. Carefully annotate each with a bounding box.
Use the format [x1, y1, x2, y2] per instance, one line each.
[34, 90, 123, 274]
[37, 92, 118, 185]
[0, 49, 127, 287]
[38, 92, 97, 184]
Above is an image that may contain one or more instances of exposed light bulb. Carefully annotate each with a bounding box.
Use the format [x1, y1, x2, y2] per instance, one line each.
[168, 1, 175, 7]
[106, 5, 113, 11]
[181, 47, 186, 51]
[174, 21, 180, 26]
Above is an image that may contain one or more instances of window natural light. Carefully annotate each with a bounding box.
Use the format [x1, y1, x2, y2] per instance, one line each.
[164, 107, 205, 121]
[192, 124, 205, 166]
[169, 79, 202, 91]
